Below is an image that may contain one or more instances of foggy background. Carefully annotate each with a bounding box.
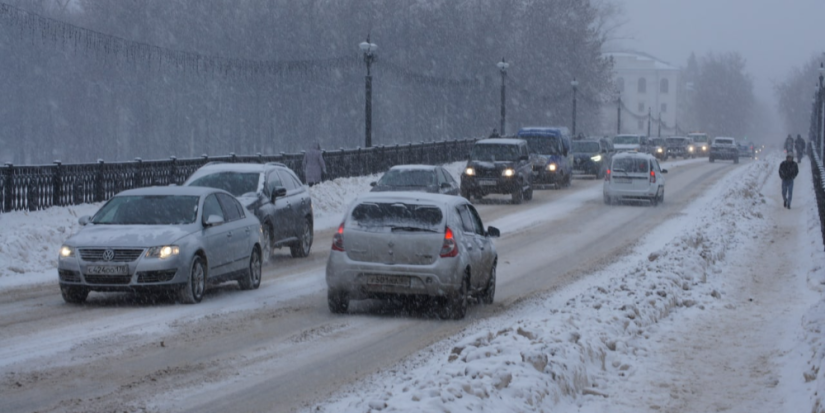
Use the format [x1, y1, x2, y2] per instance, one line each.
[0, 0, 821, 165]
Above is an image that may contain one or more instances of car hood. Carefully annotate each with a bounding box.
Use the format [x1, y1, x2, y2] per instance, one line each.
[371, 185, 435, 193]
[67, 224, 196, 247]
[571, 151, 598, 157]
[613, 143, 640, 150]
[468, 160, 516, 169]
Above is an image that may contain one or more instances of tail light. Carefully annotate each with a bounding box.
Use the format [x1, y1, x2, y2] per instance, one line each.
[331, 223, 345, 251]
[440, 227, 458, 258]
[650, 170, 656, 183]
[604, 169, 611, 181]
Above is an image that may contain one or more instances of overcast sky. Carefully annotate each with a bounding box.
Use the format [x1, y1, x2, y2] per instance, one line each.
[613, 0, 825, 103]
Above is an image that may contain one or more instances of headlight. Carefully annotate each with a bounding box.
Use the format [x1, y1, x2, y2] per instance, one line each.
[688, 146, 694, 152]
[590, 155, 602, 162]
[657, 147, 663, 153]
[464, 167, 475, 176]
[146, 245, 180, 259]
[502, 168, 515, 177]
[547, 164, 557, 172]
[702, 145, 707, 150]
[59, 245, 74, 258]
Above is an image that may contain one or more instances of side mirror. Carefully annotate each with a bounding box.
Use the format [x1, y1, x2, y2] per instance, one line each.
[370, 182, 377, 187]
[270, 187, 287, 203]
[519, 155, 529, 161]
[78, 216, 91, 225]
[661, 169, 668, 174]
[440, 182, 451, 189]
[204, 214, 225, 227]
[486, 226, 500, 238]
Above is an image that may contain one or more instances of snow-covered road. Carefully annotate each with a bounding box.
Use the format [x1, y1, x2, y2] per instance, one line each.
[1, 153, 824, 413]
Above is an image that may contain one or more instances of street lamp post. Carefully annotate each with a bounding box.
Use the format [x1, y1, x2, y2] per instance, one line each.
[571, 78, 579, 136]
[359, 36, 378, 148]
[497, 58, 509, 135]
[617, 93, 622, 134]
[647, 107, 651, 137]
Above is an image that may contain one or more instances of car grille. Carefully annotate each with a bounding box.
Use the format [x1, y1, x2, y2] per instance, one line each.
[58, 269, 81, 282]
[474, 168, 500, 178]
[84, 274, 132, 285]
[137, 270, 178, 283]
[79, 249, 144, 262]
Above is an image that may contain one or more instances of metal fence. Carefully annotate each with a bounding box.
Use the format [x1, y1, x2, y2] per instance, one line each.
[810, 80, 825, 248]
[1, 138, 478, 213]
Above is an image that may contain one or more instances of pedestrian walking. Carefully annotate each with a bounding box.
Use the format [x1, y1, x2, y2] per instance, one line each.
[784, 134, 795, 156]
[779, 153, 799, 209]
[302, 142, 326, 187]
[795, 134, 806, 162]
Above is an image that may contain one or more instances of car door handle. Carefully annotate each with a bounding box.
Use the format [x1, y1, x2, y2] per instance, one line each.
[465, 242, 473, 250]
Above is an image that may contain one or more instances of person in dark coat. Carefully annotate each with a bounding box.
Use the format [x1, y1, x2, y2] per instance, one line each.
[784, 134, 795, 155]
[795, 134, 806, 162]
[302, 142, 326, 187]
[779, 153, 799, 209]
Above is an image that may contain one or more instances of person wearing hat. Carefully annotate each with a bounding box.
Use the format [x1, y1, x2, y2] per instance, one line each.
[779, 152, 799, 209]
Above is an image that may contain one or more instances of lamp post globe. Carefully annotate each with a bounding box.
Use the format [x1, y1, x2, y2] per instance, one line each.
[360, 37, 378, 148]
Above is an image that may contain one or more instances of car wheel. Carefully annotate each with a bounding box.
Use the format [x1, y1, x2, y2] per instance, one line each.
[238, 247, 262, 290]
[60, 285, 89, 304]
[734, 157, 739, 164]
[178, 255, 206, 304]
[290, 218, 313, 258]
[480, 263, 496, 305]
[511, 183, 524, 204]
[659, 188, 665, 204]
[261, 223, 273, 263]
[523, 185, 533, 201]
[603, 193, 612, 205]
[650, 192, 659, 207]
[564, 173, 572, 188]
[328, 289, 349, 314]
[440, 272, 469, 320]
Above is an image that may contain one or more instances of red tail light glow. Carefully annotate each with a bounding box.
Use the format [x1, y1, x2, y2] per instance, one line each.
[650, 170, 656, 183]
[604, 169, 611, 181]
[440, 227, 458, 258]
[331, 223, 345, 251]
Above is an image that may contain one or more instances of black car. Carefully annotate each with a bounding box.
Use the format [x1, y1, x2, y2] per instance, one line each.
[460, 138, 534, 204]
[665, 137, 695, 159]
[570, 138, 612, 179]
[709, 137, 739, 163]
[184, 162, 314, 261]
[370, 164, 460, 195]
[647, 137, 668, 160]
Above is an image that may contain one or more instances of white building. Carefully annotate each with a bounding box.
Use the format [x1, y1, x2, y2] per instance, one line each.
[600, 52, 681, 137]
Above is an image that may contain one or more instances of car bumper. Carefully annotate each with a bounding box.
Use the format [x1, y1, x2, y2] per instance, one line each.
[461, 175, 521, 195]
[572, 160, 602, 176]
[604, 184, 659, 201]
[710, 150, 738, 159]
[58, 251, 188, 291]
[530, 166, 562, 184]
[325, 251, 463, 300]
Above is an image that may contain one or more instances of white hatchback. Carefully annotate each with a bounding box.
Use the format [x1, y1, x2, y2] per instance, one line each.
[603, 152, 668, 206]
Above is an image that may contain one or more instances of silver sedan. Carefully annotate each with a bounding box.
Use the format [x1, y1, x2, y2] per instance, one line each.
[325, 192, 500, 319]
[57, 186, 263, 304]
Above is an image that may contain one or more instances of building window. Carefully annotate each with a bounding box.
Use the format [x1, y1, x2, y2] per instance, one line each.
[616, 77, 625, 93]
[660, 78, 669, 94]
[637, 119, 644, 130]
[638, 77, 647, 93]
[638, 103, 645, 113]
[661, 103, 667, 113]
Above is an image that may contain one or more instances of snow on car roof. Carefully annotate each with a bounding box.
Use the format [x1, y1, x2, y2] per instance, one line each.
[386, 164, 438, 171]
[476, 138, 526, 145]
[612, 151, 654, 160]
[116, 185, 225, 197]
[349, 191, 467, 209]
[188, 162, 272, 174]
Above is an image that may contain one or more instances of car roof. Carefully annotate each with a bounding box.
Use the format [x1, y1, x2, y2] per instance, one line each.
[714, 136, 735, 140]
[386, 164, 439, 171]
[115, 185, 224, 197]
[189, 162, 277, 174]
[517, 127, 569, 136]
[349, 191, 468, 209]
[612, 151, 655, 160]
[476, 138, 526, 146]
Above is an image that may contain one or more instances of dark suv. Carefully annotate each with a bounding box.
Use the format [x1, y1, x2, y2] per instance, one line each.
[709, 137, 739, 163]
[570, 138, 613, 179]
[460, 138, 534, 204]
[184, 162, 314, 261]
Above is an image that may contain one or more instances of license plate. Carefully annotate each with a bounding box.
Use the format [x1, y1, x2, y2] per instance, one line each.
[86, 265, 129, 275]
[479, 179, 497, 186]
[613, 178, 631, 184]
[366, 275, 410, 287]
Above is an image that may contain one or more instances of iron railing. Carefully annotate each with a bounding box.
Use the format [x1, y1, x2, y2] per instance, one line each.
[1, 138, 478, 213]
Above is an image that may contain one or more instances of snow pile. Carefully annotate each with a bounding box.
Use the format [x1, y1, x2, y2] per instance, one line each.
[0, 203, 100, 279]
[313, 158, 777, 412]
[802, 160, 825, 413]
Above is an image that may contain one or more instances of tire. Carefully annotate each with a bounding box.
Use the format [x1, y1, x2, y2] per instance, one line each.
[328, 289, 349, 314]
[290, 218, 313, 258]
[261, 223, 273, 263]
[734, 157, 739, 164]
[523, 185, 533, 201]
[480, 263, 496, 305]
[60, 285, 89, 304]
[178, 256, 206, 304]
[511, 183, 524, 204]
[238, 247, 262, 290]
[659, 188, 665, 204]
[440, 273, 469, 320]
[564, 173, 572, 188]
[650, 191, 659, 207]
[603, 193, 612, 205]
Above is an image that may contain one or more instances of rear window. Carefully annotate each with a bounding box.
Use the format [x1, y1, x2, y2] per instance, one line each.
[613, 136, 640, 144]
[571, 141, 600, 153]
[187, 171, 261, 197]
[715, 139, 734, 145]
[519, 135, 561, 155]
[379, 169, 436, 187]
[350, 202, 444, 231]
[611, 157, 649, 173]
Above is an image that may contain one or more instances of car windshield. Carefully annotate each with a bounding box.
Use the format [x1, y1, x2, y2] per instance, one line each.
[650, 139, 665, 146]
[666, 138, 684, 145]
[571, 141, 600, 153]
[715, 139, 734, 145]
[350, 202, 444, 231]
[611, 157, 649, 173]
[378, 169, 435, 187]
[187, 171, 260, 197]
[92, 195, 200, 225]
[613, 135, 640, 144]
[470, 144, 520, 161]
[519, 135, 561, 155]
[690, 135, 708, 143]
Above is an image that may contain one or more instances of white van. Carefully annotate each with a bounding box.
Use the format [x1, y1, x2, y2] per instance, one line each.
[603, 152, 668, 206]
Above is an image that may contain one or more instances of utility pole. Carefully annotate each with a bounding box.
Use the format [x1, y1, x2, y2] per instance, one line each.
[617, 95, 622, 134]
[647, 107, 651, 137]
[359, 36, 378, 148]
